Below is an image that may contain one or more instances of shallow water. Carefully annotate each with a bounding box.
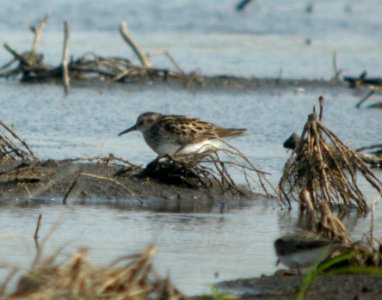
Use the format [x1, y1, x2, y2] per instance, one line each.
[1, 81, 381, 294]
[1, 0, 382, 78]
[0, 0, 382, 296]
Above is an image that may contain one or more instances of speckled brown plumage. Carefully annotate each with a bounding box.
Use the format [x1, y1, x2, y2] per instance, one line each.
[151, 114, 246, 145]
[119, 112, 246, 155]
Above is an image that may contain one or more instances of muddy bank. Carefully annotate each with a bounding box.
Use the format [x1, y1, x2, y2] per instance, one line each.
[19, 75, 349, 93]
[214, 274, 382, 300]
[0, 158, 267, 211]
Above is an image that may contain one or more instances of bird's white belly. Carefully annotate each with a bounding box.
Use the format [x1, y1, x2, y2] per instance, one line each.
[153, 139, 223, 155]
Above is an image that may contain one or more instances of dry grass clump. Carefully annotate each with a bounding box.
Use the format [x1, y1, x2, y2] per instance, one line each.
[299, 203, 352, 245]
[0, 120, 35, 161]
[3, 245, 187, 300]
[138, 141, 274, 197]
[279, 96, 382, 211]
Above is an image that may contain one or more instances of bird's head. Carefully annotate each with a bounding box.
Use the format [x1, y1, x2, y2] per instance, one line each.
[118, 112, 162, 136]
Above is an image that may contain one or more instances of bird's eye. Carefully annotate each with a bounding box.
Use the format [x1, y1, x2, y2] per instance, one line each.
[138, 120, 144, 126]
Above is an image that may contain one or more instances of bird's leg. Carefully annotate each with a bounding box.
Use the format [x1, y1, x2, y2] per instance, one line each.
[173, 145, 187, 158]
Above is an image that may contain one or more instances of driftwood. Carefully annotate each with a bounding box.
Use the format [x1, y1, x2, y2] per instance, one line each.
[30, 14, 50, 53]
[0, 16, 201, 94]
[119, 21, 151, 68]
[279, 96, 382, 211]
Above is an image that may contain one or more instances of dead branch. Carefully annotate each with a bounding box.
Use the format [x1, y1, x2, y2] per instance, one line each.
[356, 90, 376, 108]
[119, 21, 151, 67]
[146, 50, 184, 74]
[62, 21, 70, 96]
[30, 13, 50, 52]
[1, 17, 199, 86]
[4, 43, 31, 66]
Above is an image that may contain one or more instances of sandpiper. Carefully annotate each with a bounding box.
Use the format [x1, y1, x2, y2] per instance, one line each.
[118, 112, 246, 156]
[274, 233, 343, 274]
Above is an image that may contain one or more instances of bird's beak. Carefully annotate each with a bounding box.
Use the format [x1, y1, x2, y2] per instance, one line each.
[118, 125, 137, 136]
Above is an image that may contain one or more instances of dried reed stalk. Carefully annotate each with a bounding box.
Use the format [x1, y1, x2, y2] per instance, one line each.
[279, 97, 382, 211]
[0, 120, 35, 161]
[314, 204, 352, 244]
[119, 21, 151, 68]
[7, 245, 188, 300]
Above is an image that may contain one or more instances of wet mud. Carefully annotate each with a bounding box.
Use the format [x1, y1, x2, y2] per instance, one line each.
[0, 158, 265, 212]
[36, 75, 349, 93]
[215, 274, 382, 300]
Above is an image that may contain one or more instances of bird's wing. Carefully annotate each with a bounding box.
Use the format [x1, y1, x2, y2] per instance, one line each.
[158, 116, 218, 145]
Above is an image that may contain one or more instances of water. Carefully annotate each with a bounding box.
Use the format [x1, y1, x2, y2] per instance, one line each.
[1, 0, 382, 78]
[0, 0, 382, 296]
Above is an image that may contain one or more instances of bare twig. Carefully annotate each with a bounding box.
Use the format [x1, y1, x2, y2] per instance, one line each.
[62, 154, 139, 168]
[62, 173, 81, 204]
[0, 120, 36, 160]
[356, 89, 375, 109]
[62, 172, 141, 205]
[34, 214, 42, 240]
[30, 13, 50, 52]
[331, 52, 342, 83]
[4, 43, 31, 66]
[62, 21, 70, 96]
[146, 50, 184, 74]
[119, 21, 151, 67]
